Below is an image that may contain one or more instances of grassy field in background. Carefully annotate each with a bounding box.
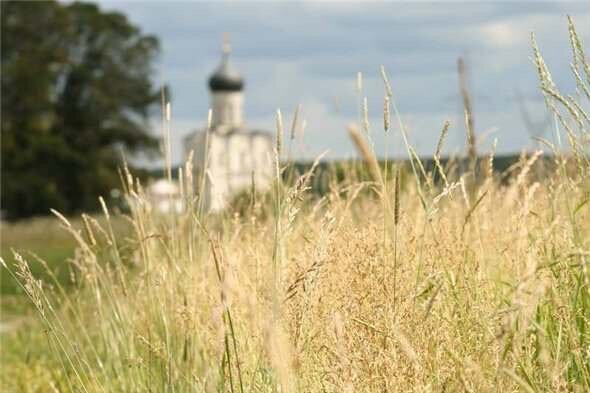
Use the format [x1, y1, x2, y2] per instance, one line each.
[1, 215, 129, 317]
[1, 217, 77, 316]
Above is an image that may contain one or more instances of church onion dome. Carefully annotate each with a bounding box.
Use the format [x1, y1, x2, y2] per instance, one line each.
[208, 54, 244, 92]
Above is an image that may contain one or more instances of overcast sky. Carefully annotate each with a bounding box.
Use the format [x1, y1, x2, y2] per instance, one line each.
[98, 1, 590, 165]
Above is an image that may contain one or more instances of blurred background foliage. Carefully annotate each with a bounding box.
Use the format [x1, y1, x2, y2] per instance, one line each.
[1, 1, 161, 219]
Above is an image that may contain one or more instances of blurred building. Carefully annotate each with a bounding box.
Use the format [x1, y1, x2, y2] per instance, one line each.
[184, 38, 273, 211]
[146, 179, 184, 214]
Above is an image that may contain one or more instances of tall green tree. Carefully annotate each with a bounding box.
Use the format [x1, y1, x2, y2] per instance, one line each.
[1, 1, 160, 219]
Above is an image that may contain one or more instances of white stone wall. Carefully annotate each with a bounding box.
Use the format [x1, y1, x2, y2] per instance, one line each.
[211, 92, 243, 129]
[252, 134, 274, 190]
[206, 135, 228, 211]
[184, 129, 273, 212]
[228, 133, 252, 193]
[184, 132, 207, 168]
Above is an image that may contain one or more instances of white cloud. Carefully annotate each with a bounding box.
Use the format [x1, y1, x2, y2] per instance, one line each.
[481, 22, 524, 48]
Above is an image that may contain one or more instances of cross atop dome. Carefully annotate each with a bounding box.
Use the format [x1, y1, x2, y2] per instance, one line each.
[208, 33, 243, 92]
[222, 32, 231, 56]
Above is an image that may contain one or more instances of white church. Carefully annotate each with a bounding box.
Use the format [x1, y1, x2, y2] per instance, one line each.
[183, 39, 274, 211]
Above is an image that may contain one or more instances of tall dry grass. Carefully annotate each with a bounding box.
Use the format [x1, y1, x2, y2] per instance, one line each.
[1, 18, 589, 393]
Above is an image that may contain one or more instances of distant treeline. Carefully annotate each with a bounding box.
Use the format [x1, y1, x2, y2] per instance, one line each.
[286, 153, 557, 195]
[148, 153, 557, 196]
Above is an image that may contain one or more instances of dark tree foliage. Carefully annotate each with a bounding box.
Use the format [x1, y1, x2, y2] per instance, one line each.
[1, 1, 160, 219]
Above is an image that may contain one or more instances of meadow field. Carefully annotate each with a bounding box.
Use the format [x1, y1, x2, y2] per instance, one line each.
[1, 20, 589, 393]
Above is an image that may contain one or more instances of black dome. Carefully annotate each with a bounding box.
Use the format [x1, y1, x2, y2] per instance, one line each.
[208, 57, 244, 92]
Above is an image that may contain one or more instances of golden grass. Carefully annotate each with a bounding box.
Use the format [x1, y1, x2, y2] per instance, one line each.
[1, 17, 589, 393]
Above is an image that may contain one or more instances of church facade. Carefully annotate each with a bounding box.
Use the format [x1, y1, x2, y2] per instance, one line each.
[184, 41, 273, 211]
